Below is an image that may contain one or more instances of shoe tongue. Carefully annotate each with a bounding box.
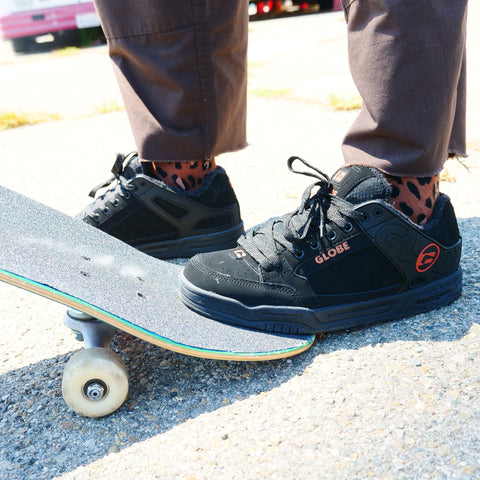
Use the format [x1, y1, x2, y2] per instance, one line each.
[120, 153, 146, 180]
[330, 165, 391, 204]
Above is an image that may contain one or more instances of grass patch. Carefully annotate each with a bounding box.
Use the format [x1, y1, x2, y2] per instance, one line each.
[248, 61, 267, 70]
[329, 93, 362, 111]
[251, 88, 291, 98]
[247, 61, 267, 79]
[467, 143, 480, 153]
[440, 168, 456, 183]
[95, 101, 125, 114]
[0, 111, 60, 130]
[52, 46, 81, 58]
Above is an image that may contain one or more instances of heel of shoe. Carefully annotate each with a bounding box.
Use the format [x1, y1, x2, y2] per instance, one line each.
[310, 268, 463, 332]
[138, 222, 245, 259]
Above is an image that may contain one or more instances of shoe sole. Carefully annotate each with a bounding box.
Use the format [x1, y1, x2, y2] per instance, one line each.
[180, 268, 463, 334]
[132, 222, 245, 259]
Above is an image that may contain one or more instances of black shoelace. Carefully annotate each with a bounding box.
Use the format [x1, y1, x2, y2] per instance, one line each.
[238, 156, 363, 270]
[84, 152, 138, 222]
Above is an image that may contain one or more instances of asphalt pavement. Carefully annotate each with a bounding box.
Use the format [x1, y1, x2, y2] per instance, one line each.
[0, 6, 480, 479]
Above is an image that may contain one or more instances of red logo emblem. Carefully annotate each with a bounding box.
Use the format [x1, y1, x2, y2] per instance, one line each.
[415, 243, 440, 272]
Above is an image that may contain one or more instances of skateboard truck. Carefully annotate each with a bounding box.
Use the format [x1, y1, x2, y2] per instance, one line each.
[64, 308, 116, 349]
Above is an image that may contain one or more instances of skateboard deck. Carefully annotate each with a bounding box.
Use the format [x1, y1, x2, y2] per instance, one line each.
[0, 185, 314, 416]
[0, 185, 314, 360]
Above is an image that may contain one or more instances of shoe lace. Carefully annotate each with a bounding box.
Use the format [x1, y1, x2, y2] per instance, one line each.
[238, 156, 364, 270]
[83, 152, 137, 221]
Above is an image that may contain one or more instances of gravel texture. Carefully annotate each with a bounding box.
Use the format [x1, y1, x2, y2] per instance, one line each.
[1, 6, 480, 480]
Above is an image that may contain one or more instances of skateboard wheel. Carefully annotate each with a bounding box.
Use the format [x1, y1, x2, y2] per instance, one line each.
[62, 348, 128, 417]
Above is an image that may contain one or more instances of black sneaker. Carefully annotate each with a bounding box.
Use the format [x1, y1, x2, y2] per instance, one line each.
[79, 152, 244, 258]
[181, 157, 462, 334]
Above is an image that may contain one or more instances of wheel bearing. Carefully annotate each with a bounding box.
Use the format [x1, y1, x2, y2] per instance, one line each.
[84, 379, 108, 400]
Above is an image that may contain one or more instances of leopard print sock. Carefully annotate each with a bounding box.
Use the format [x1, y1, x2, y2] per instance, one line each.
[386, 174, 440, 225]
[150, 158, 216, 191]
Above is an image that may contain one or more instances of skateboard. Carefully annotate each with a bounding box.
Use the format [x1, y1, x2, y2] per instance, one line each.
[0, 185, 315, 417]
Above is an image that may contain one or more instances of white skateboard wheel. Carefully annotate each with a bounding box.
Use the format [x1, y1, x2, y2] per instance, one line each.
[62, 348, 128, 417]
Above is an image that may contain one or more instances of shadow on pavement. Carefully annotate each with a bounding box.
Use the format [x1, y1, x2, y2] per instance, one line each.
[0, 330, 317, 478]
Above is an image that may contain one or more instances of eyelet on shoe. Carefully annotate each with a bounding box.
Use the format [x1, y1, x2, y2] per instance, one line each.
[103, 207, 110, 214]
[113, 199, 120, 207]
[374, 209, 383, 217]
[327, 230, 337, 241]
[309, 240, 320, 250]
[293, 247, 305, 259]
[361, 213, 369, 222]
[123, 191, 131, 200]
[344, 222, 353, 233]
[92, 213, 100, 222]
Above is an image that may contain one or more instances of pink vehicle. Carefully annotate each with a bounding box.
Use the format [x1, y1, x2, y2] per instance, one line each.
[0, 0, 99, 52]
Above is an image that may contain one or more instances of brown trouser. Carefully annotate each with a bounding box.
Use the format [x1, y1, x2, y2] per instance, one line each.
[93, 0, 468, 176]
